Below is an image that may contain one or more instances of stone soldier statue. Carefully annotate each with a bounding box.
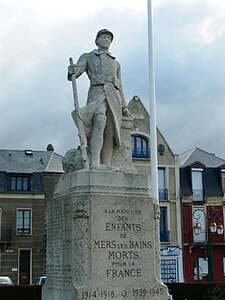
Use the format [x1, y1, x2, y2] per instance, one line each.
[68, 29, 131, 170]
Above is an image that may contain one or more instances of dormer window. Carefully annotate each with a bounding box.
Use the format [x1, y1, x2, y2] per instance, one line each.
[191, 168, 204, 201]
[10, 175, 30, 192]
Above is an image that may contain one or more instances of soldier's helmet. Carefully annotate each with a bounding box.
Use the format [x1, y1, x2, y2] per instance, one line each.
[95, 29, 114, 45]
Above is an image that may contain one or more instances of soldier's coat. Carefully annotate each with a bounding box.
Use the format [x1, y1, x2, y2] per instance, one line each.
[73, 49, 126, 147]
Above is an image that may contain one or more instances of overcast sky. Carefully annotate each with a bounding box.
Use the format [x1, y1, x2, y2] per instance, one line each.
[1, 0, 225, 159]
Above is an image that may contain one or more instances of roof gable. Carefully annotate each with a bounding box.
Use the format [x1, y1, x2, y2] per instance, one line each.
[128, 95, 174, 157]
[128, 95, 150, 118]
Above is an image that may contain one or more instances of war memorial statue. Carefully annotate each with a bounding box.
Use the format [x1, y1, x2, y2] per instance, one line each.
[43, 29, 172, 300]
[66, 29, 131, 171]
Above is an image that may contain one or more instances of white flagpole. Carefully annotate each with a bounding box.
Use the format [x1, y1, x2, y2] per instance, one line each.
[147, 2, 162, 283]
[147, 0, 158, 202]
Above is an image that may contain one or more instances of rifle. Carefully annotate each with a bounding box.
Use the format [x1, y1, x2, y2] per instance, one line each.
[69, 57, 89, 169]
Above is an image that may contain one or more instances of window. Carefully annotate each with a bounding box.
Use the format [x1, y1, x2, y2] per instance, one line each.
[161, 259, 178, 283]
[10, 176, 30, 191]
[158, 168, 168, 200]
[17, 209, 31, 234]
[222, 171, 225, 192]
[160, 207, 169, 242]
[194, 257, 208, 280]
[192, 169, 203, 201]
[131, 135, 149, 158]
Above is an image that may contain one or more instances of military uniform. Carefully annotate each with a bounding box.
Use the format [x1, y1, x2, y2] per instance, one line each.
[68, 29, 128, 169]
[71, 49, 126, 147]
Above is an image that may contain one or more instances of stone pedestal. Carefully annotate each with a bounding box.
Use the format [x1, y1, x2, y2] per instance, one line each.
[43, 171, 172, 300]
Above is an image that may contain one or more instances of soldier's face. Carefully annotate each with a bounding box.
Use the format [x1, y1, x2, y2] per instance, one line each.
[97, 34, 112, 49]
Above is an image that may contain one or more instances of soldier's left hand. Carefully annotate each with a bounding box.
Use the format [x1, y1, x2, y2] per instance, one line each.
[122, 107, 132, 117]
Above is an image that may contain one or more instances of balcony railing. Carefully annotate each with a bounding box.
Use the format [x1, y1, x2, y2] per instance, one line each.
[159, 189, 168, 200]
[192, 189, 204, 201]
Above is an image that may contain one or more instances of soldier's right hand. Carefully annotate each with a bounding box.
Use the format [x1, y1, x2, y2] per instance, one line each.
[68, 65, 78, 76]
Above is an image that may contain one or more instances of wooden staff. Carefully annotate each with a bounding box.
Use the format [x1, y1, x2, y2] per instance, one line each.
[69, 57, 89, 169]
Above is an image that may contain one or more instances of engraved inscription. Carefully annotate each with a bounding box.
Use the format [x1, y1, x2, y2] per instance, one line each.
[92, 202, 153, 281]
[79, 287, 165, 299]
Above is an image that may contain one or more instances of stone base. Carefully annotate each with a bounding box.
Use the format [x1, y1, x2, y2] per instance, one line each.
[43, 170, 172, 300]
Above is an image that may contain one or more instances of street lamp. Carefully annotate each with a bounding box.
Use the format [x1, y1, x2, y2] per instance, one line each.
[193, 207, 224, 282]
[193, 222, 201, 236]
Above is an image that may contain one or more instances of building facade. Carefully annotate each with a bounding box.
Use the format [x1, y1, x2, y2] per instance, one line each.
[6, 102, 225, 285]
[0, 147, 63, 284]
[179, 147, 225, 282]
[128, 96, 184, 283]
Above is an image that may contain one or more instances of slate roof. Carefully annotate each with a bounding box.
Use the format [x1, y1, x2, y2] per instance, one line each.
[204, 168, 223, 196]
[179, 147, 225, 168]
[0, 149, 63, 174]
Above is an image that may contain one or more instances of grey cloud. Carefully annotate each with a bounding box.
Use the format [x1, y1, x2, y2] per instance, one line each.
[1, 2, 225, 160]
